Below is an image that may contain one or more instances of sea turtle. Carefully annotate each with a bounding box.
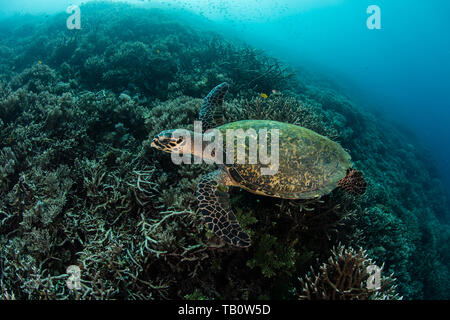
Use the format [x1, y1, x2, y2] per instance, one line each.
[151, 82, 366, 247]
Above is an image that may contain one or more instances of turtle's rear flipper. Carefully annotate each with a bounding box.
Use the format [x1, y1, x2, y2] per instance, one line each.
[338, 169, 367, 195]
[196, 170, 251, 247]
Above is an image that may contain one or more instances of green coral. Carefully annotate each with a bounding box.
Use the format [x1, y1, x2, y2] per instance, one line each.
[247, 234, 297, 279]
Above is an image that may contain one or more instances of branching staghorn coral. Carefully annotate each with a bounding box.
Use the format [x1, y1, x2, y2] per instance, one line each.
[284, 195, 360, 248]
[298, 245, 401, 300]
[0, 147, 17, 192]
[217, 45, 296, 93]
[227, 94, 339, 139]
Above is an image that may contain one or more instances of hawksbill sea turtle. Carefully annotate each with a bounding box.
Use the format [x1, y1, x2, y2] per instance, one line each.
[151, 83, 367, 247]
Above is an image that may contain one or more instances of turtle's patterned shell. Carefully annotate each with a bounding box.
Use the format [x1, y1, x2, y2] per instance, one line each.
[217, 120, 352, 199]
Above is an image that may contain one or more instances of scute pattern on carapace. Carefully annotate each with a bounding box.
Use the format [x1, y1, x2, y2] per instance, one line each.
[217, 120, 352, 199]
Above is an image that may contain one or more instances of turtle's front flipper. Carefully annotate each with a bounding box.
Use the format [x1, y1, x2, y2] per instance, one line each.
[199, 82, 228, 132]
[196, 169, 251, 247]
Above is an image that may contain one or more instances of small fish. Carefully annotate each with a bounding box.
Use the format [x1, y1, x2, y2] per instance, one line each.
[38, 60, 42, 64]
[271, 89, 280, 95]
[155, 49, 160, 54]
[260, 93, 268, 99]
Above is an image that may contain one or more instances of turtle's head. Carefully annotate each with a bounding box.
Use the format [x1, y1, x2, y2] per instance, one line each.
[151, 129, 189, 154]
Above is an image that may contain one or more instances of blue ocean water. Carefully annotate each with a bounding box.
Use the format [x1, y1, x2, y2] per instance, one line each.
[2, 0, 448, 190]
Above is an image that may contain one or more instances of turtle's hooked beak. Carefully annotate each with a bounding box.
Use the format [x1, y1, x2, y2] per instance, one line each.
[151, 129, 186, 153]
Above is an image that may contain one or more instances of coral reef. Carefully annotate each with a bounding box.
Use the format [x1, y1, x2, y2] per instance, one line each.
[298, 245, 401, 300]
[0, 2, 449, 300]
[338, 169, 367, 195]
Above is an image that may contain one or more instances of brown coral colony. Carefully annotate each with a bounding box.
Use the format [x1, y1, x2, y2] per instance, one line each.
[338, 169, 367, 195]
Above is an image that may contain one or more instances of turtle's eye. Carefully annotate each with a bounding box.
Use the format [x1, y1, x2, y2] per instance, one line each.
[177, 137, 183, 144]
